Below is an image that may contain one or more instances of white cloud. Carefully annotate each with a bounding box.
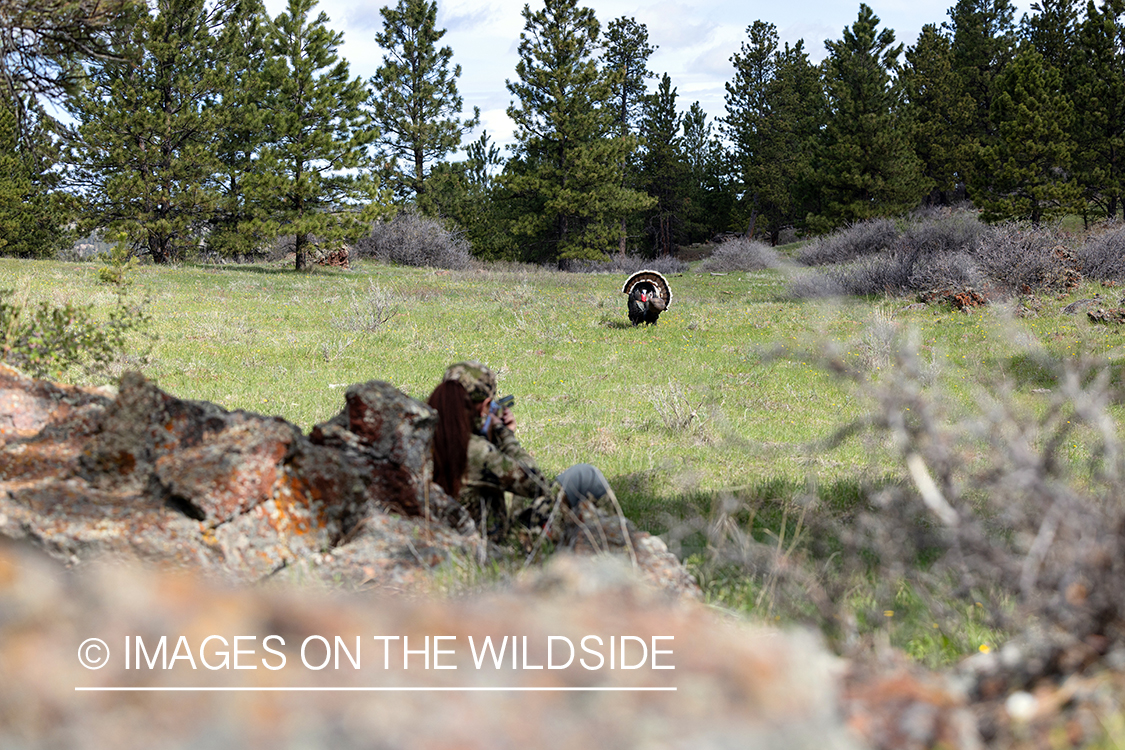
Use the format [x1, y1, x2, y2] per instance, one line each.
[343, 4, 384, 32]
[642, 1, 722, 50]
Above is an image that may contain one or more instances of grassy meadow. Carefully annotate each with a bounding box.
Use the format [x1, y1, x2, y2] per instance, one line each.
[5, 250, 1125, 665]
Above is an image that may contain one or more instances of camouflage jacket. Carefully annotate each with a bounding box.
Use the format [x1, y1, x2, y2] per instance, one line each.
[459, 423, 560, 541]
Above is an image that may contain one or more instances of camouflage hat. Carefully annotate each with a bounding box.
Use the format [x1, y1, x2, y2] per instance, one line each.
[443, 360, 496, 403]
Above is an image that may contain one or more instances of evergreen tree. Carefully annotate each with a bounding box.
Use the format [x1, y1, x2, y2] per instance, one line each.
[680, 101, 735, 242]
[948, 0, 1017, 170]
[638, 73, 689, 255]
[901, 23, 975, 201]
[0, 103, 28, 255]
[208, 0, 274, 257]
[0, 97, 72, 257]
[601, 15, 655, 254]
[1071, 0, 1125, 219]
[808, 4, 927, 233]
[602, 16, 655, 135]
[723, 21, 779, 240]
[66, 0, 235, 263]
[501, 0, 653, 264]
[724, 23, 823, 243]
[257, 0, 386, 270]
[1020, 0, 1079, 70]
[463, 130, 505, 188]
[759, 40, 824, 242]
[971, 43, 1082, 223]
[0, 0, 135, 137]
[422, 130, 514, 259]
[369, 0, 478, 202]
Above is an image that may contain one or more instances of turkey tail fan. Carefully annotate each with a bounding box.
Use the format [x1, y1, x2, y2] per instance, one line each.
[621, 269, 673, 305]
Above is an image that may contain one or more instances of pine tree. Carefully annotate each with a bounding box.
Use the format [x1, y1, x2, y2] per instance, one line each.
[0, 97, 72, 257]
[723, 21, 779, 241]
[971, 44, 1082, 223]
[760, 40, 824, 242]
[724, 23, 823, 244]
[638, 73, 689, 255]
[681, 102, 735, 242]
[369, 0, 478, 202]
[501, 0, 653, 264]
[1020, 0, 1078, 70]
[0, 0, 135, 136]
[207, 0, 274, 258]
[808, 4, 927, 233]
[66, 0, 235, 263]
[257, 0, 387, 271]
[0, 104, 25, 256]
[948, 0, 1018, 173]
[1071, 0, 1125, 219]
[901, 23, 975, 201]
[601, 16, 655, 254]
[422, 130, 514, 259]
[602, 16, 655, 136]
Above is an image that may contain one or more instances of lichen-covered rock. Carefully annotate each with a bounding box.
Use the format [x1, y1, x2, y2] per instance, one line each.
[308, 380, 439, 522]
[0, 366, 469, 585]
[0, 366, 700, 599]
[0, 363, 113, 444]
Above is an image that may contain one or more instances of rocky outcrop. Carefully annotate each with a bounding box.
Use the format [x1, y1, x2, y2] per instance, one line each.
[0, 365, 697, 597]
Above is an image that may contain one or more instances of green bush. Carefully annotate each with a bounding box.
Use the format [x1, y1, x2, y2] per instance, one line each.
[0, 289, 152, 381]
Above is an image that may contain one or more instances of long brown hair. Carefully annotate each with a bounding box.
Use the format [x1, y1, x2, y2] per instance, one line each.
[427, 379, 474, 498]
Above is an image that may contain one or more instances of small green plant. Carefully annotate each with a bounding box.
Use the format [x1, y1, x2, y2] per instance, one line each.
[95, 242, 138, 287]
[0, 288, 152, 381]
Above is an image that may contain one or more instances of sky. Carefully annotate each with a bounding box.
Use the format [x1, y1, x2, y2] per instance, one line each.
[263, 0, 1037, 153]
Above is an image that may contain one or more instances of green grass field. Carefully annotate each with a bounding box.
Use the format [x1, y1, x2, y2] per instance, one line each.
[5, 252, 1124, 666]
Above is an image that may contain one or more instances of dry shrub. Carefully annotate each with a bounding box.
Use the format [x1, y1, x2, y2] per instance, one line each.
[644, 380, 707, 432]
[1076, 220, 1125, 281]
[789, 213, 1082, 301]
[696, 238, 782, 273]
[786, 269, 845, 299]
[974, 224, 1081, 295]
[352, 209, 474, 269]
[791, 213, 985, 298]
[564, 253, 688, 274]
[796, 218, 900, 267]
[330, 282, 400, 332]
[902, 209, 990, 255]
[669, 490, 839, 625]
[831, 250, 927, 297]
[674, 313, 1125, 696]
[812, 330, 1125, 684]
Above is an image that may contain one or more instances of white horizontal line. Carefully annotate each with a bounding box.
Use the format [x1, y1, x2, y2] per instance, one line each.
[75, 686, 677, 692]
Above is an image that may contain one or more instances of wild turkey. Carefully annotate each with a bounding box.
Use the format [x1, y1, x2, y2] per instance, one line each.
[622, 269, 672, 326]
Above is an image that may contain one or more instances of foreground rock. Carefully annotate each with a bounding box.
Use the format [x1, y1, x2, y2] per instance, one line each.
[0, 365, 697, 597]
[0, 537, 898, 750]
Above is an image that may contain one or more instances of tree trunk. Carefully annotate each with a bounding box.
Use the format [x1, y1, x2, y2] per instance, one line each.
[149, 235, 165, 265]
[295, 233, 306, 271]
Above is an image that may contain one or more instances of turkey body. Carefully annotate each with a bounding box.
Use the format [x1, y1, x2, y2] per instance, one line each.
[622, 270, 673, 326]
[628, 285, 667, 325]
